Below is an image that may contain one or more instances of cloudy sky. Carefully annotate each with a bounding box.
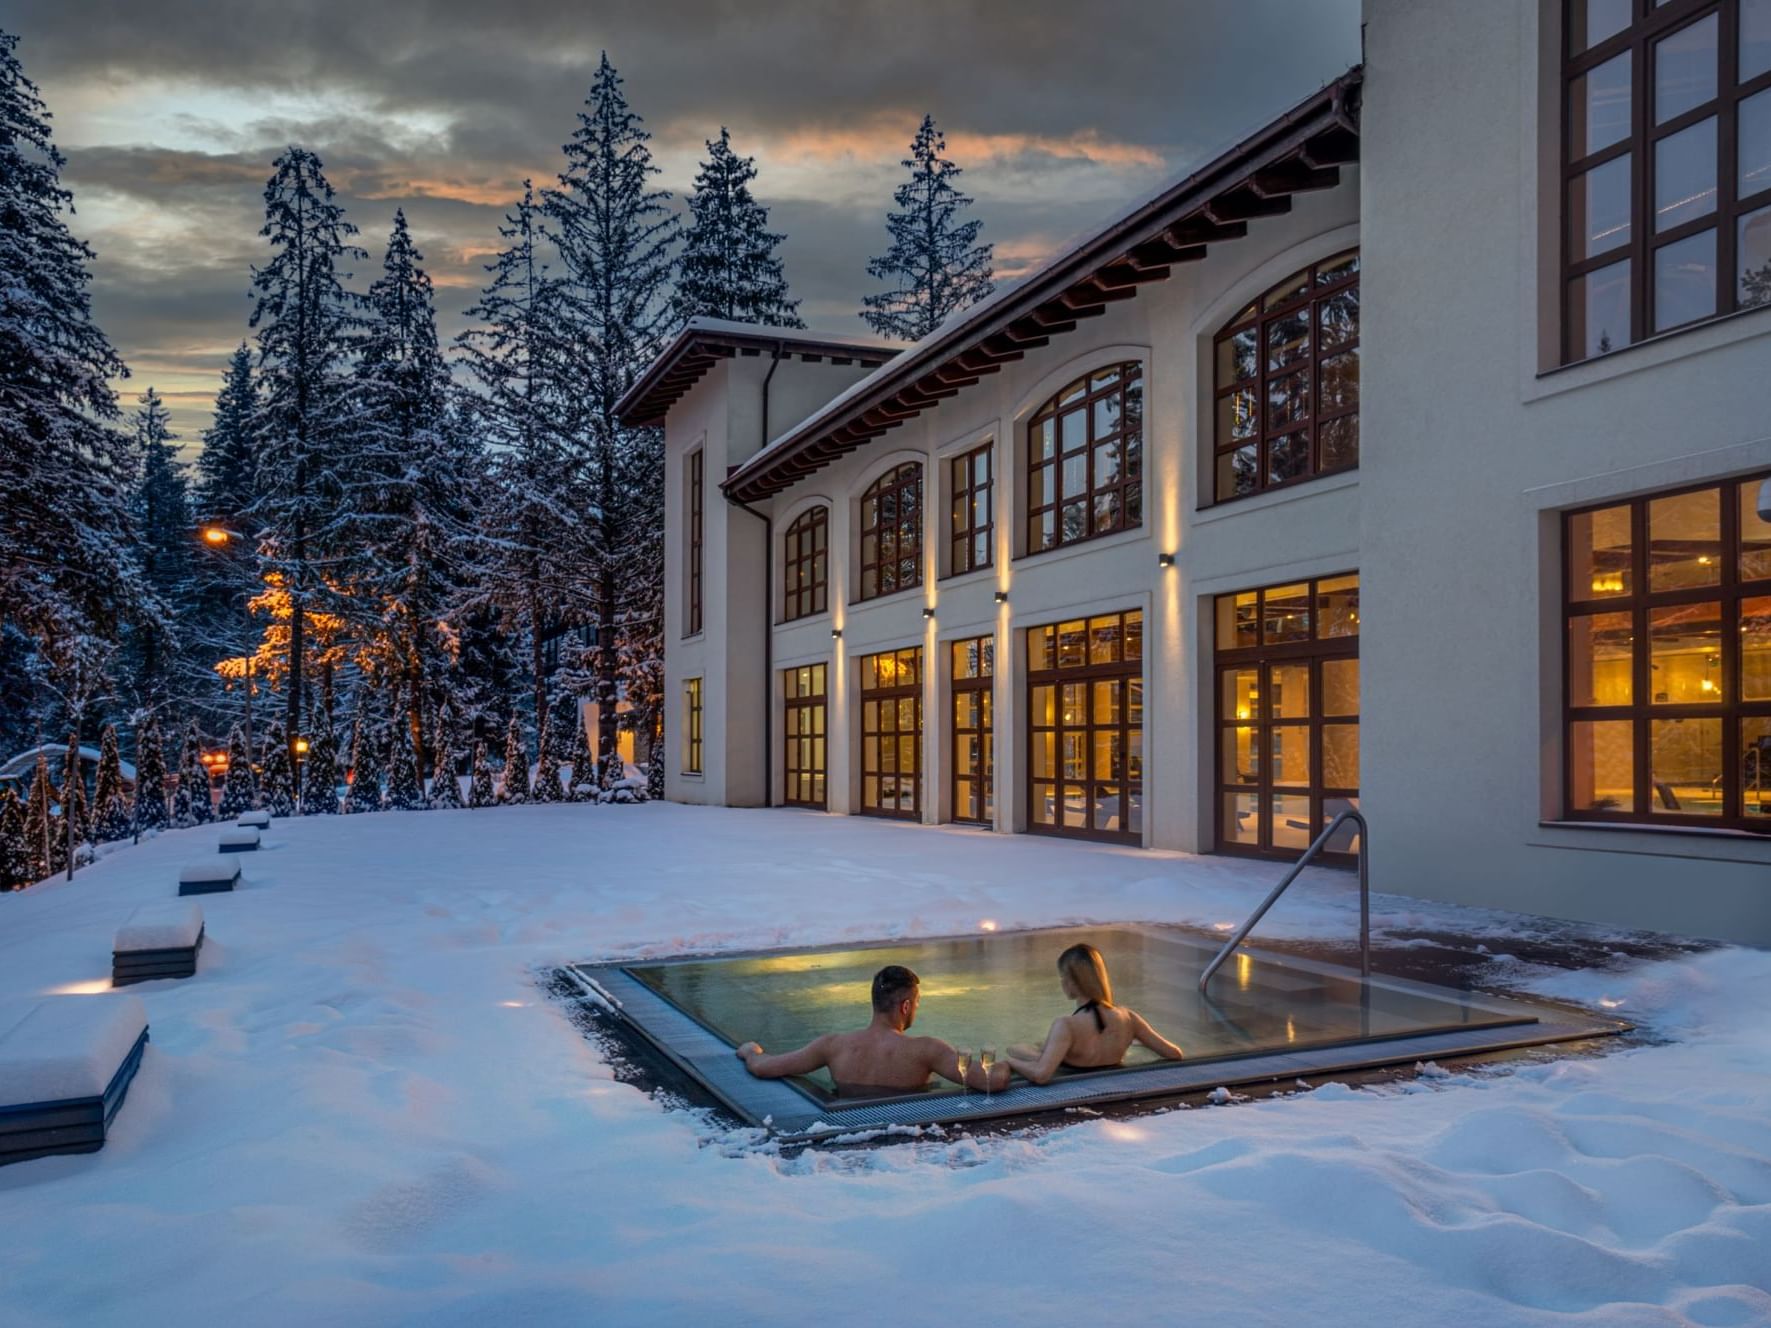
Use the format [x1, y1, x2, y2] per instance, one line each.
[15, 0, 1362, 444]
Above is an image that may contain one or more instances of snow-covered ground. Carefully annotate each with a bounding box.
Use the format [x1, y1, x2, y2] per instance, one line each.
[0, 804, 1766, 1327]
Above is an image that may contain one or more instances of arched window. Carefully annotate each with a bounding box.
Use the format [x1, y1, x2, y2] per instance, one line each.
[1026, 362, 1143, 554]
[782, 506, 828, 622]
[1213, 250, 1359, 503]
[858, 463, 922, 601]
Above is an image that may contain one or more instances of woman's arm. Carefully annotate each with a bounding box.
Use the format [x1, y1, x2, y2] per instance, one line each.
[1005, 1017, 1073, 1086]
[736, 1034, 831, 1080]
[1128, 1010, 1185, 1060]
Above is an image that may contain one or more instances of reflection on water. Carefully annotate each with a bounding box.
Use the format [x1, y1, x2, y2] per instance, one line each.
[626, 927, 1519, 1096]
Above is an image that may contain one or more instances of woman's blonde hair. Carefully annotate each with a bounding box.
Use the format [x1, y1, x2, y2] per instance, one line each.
[1058, 943, 1113, 1006]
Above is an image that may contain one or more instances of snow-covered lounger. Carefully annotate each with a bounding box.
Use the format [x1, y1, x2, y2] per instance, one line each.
[112, 902, 205, 987]
[178, 859, 241, 896]
[236, 810, 271, 829]
[0, 996, 149, 1167]
[217, 827, 260, 854]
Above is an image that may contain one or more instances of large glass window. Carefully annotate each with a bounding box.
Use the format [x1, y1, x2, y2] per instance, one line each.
[687, 449, 704, 637]
[1026, 364, 1144, 553]
[1027, 609, 1143, 841]
[858, 464, 923, 601]
[951, 636, 994, 824]
[682, 677, 703, 775]
[1563, 1, 1771, 362]
[949, 443, 994, 576]
[783, 664, 827, 809]
[1215, 574, 1361, 858]
[859, 648, 921, 818]
[782, 506, 828, 622]
[1565, 474, 1771, 829]
[1212, 251, 1360, 504]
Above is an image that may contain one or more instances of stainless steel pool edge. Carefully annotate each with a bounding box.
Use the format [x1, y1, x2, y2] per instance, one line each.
[567, 956, 1630, 1139]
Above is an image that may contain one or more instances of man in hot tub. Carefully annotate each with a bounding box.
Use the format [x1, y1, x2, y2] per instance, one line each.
[736, 964, 1009, 1098]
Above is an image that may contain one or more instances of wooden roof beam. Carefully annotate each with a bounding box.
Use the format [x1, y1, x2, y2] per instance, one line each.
[1203, 186, 1293, 224]
[1300, 126, 1361, 169]
[1167, 217, 1249, 246]
[1251, 160, 1342, 196]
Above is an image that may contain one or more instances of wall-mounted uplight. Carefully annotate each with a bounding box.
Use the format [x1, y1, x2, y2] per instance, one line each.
[922, 606, 936, 620]
[994, 590, 1009, 604]
[831, 627, 842, 640]
[1157, 552, 1176, 568]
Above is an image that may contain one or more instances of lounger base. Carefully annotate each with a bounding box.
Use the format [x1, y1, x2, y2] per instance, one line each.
[112, 928, 205, 987]
[0, 1027, 149, 1167]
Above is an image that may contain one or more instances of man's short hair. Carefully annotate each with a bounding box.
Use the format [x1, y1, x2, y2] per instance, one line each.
[871, 965, 919, 1013]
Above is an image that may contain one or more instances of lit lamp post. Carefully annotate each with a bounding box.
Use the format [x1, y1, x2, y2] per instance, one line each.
[198, 524, 254, 756]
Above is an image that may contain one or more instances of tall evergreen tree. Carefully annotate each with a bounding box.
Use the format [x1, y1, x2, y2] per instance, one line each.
[192, 343, 262, 724]
[563, 709, 595, 801]
[861, 115, 994, 341]
[194, 343, 258, 525]
[216, 724, 256, 818]
[91, 722, 131, 841]
[58, 735, 87, 873]
[427, 724, 464, 809]
[0, 30, 156, 664]
[499, 713, 530, 804]
[172, 723, 212, 827]
[384, 709, 423, 810]
[125, 387, 199, 710]
[468, 739, 495, 809]
[301, 710, 339, 814]
[342, 710, 382, 813]
[545, 53, 678, 774]
[675, 127, 802, 329]
[133, 716, 170, 832]
[247, 146, 366, 771]
[0, 787, 27, 889]
[531, 713, 561, 803]
[259, 722, 296, 817]
[645, 720, 665, 801]
[23, 752, 55, 879]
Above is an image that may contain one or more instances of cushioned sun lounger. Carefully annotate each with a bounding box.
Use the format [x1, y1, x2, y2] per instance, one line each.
[113, 902, 205, 987]
[0, 996, 149, 1166]
[217, 827, 260, 854]
[236, 810, 271, 829]
[178, 859, 240, 896]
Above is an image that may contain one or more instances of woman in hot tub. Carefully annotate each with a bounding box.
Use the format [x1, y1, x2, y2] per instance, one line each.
[1005, 942, 1186, 1084]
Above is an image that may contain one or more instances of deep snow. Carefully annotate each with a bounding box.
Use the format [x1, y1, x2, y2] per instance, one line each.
[0, 803, 1766, 1327]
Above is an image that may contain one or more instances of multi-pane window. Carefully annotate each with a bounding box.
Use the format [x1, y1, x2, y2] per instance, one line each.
[682, 677, 703, 775]
[1213, 251, 1360, 503]
[687, 449, 704, 637]
[1216, 576, 1361, 858]
[1027, 364, 1144, 553]
[858, 463, 923, 601]
[1564, 475, 1771, 829]
[1027, 609, 1143, 841]
[859, 648, 922, 818]
[782, 506, 828, 622]
[951, 636, 994, 824]
[783, 664, 827, 808]
[1563, 0, 1771, 362]
[948, 444, 994, 576]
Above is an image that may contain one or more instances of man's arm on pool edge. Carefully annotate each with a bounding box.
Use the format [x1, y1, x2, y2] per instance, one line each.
[736, 1035, 831, 1079]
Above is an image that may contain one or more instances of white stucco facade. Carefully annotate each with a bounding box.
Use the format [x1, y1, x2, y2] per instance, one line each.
[637, 3, 1771, 946]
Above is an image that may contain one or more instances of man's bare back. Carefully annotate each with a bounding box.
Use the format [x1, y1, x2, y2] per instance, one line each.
[736, 963, 1008, 1098]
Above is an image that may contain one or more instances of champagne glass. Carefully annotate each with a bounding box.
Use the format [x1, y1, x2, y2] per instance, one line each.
[955, 1049, 972, 1094]
[979, 1046, 996, 1097]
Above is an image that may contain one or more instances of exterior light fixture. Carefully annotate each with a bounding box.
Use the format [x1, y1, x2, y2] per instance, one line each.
[922, 607, 936, 619]
[201, 526, 231, 545]
[831, 628, 842, 640]
[1158, 552, 1175, 568]
[293, 737, 310, 755]
[994, 590, 1009, 604]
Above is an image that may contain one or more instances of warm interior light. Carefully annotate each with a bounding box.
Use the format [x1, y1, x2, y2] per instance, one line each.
[293, 737, 310, 754]
[201, 526, 230, 545]
[1590, 572, 1626, 594]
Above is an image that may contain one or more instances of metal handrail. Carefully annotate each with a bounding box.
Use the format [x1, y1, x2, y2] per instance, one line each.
[1198, 807, 1369, 992]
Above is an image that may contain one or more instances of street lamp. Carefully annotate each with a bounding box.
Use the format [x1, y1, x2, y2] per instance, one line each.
[201, 525, 232, 546]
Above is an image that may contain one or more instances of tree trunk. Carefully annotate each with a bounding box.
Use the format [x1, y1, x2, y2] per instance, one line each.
[64, 731, 78, 882]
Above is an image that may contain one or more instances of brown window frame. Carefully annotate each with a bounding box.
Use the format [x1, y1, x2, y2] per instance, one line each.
[1026, 609, 1144, 843]
[1211, 250, 1360, 505]
[948, 443, 994, 577]
[857, 463, 923, 602]
[1214, 575, 1361, 861]
[687, 448, 704, 637]
[1561, 0, 1771, 364]
[782, 506, 829, 622]
[783, 663, 828, 809]
[1025, 363, 1144, 555]
[858, 647, 922, 819]
[1563, 474, 1771, 831]
[682, 677, 703, 775]
[950, 636, 994, 824]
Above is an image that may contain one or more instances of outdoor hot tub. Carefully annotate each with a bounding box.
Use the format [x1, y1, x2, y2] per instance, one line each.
[567, 925, 1629, 1137]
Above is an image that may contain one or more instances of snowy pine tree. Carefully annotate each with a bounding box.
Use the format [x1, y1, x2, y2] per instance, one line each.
[384, 713, 423, 811]
[468, 740, 495, 809]
[216, 724, 256, 819]
[172, 724, 212, 827]
[194, 343, 258, 527]
[499, 714, 530, 804]
[674, 127, 803, 329]
[132, 717, 170, 831]
[247, 146, 366, 770]
[0, 30, 158, 668]
[343, 712, 383, 813]
[563, 710, 595, 801]
[58, 736, 88, 871]
[125, 387, 201, 710]
[0, 787, 27, 890]
[861, 115, 994, 341]
[531, 714, 561, 803]
[427, 730, 464, 810]
[645, 722, 665, 800]
[301, 713, 339, 814]
[259, 723, 296, 817]
[91, 722, 131, 841]
[24, 752, 56, 877]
